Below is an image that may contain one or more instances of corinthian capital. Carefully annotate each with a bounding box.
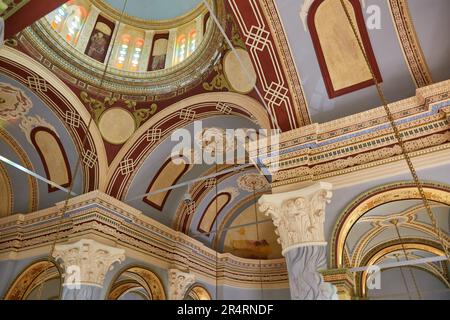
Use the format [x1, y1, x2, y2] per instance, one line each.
[258, 182, 332, 254]
[168, 269, 195, 300]
[53, 239, 125, 287]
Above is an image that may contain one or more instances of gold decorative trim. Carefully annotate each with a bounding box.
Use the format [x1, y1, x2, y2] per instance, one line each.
[260, 0, 311, 126]
[388, 0, 433, 87]
[3, 259, 62, 300]
[0, 191, 289, 288]
[330, 181, 450, 268]
[107, 265, 166, 300]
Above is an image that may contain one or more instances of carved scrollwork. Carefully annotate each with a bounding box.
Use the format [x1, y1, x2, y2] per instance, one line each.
[168, 269, 195, 300]
[203, 63, 232, 92]
[53, 239, 125, 287]
[259, 182, 333, 253]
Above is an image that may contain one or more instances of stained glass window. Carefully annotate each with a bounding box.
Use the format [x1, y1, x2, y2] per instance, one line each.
[175, 34, 187, 65]
[48, 2, 86, 45]
[130, 39, 144, 71]
[188, 30, 197, 56]
[50, 4, 68, 32]
[117, 35, 130, 69]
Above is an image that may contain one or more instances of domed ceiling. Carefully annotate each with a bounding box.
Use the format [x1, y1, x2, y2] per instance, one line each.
[104, 0, 202, 21]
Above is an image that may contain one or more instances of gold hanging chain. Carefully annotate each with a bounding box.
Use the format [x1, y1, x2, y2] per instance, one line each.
[338, 0, 449, 261]
[36, 0, 129, 300]
[391, 219, 422, 299]
[393, 253, 413, 299]
[252, 184, 264, 300]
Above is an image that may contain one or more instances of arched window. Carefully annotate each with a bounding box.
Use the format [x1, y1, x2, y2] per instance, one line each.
[4, 260, 62, 300]
[62, 5, 86, 44]
[198, 193, 232, 233]
[143, 157, 190, 211]
[48, 2, 87, 45]
[49, 4, 68, 32]
[148, 33, 169, 71]
[308, 0, 381, 98]
[185, 285, 212, 300]
[174, 34, 187, 65]
[130, 38, 144, 71]
[30, 127, 71, 193]
[116, 34, 131, 69]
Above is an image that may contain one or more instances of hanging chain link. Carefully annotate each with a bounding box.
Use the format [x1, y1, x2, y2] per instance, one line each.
[391, 220, 422, 299]
[339, 0, 449, 261]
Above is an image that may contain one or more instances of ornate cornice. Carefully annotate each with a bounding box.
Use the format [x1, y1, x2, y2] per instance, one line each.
[0, 191, 288, 288]
[249, 80, 450, 187]
[53, 239, 125, 287]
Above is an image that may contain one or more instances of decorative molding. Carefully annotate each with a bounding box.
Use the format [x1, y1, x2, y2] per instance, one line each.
[259, 182, 332, 254]
[388, 0, 433, 88]
[227, 0, 311, 130]
[0, 81, 32, 120]
[249, 80, 450, 188]
[168, 269, 196, 300]
[320, 268, 355, 300]
[53, 239, 125, 287]
[18, 115, 57, 144]
[237, 173, 269, 192]
[0, 191, 288, 288]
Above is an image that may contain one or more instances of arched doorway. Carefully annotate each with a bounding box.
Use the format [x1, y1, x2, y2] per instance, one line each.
[184, 284, 212, 300]
[108, 266, 166, 300]
[4, 260, 62, 300]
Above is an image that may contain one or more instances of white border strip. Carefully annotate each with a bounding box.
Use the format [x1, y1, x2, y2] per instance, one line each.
[349, 255, 447, 273]
[0, 155, 77, 196]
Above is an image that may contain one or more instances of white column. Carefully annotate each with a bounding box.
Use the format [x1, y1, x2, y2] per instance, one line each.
[259, 182, 338, 300]
[53, 239, 125, 300]
[165, 28, 177, 68]
[168, 269, 195, 300]
[76, 6, 100, 52]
